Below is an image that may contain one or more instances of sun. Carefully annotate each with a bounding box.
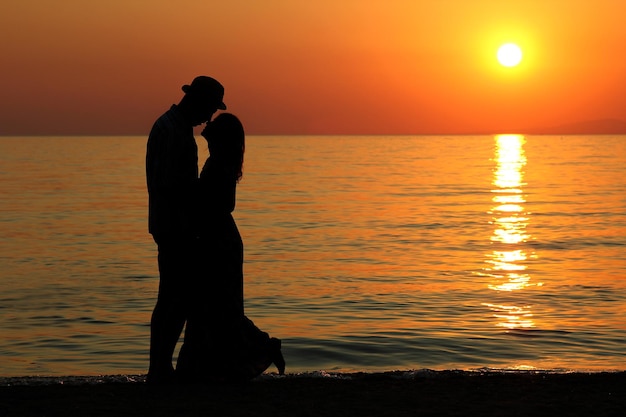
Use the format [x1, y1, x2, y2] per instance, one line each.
[497, 43, 523, 67]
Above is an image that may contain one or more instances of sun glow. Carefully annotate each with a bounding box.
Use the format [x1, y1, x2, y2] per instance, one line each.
[497, 43, 523, 67]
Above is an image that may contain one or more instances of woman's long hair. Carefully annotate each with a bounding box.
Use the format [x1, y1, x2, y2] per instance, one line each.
[205, 113, 245, 182]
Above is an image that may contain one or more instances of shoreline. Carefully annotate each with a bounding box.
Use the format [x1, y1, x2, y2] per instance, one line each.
[1, 368, 625, 385]
[2, 370, 625, 416]
[1, 367, 625, 381]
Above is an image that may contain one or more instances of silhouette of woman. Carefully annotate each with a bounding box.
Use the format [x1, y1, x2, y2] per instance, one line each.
[176, 113, 285, 382]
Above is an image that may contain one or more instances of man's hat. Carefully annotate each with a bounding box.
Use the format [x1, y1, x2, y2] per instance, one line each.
[182, 76, 226, 110]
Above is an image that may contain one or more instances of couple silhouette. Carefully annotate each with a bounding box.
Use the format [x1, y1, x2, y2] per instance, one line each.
[146, 76, 285, 384]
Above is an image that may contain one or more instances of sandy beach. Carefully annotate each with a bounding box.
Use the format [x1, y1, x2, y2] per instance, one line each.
[1, 371, 624, 417]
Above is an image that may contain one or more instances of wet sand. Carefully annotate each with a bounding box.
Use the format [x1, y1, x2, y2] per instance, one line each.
[1, 371, 625, 417]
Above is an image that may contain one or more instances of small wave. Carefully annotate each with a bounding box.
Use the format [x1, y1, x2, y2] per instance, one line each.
[504, 328, 572, 338]
[0, 374, 145, 386]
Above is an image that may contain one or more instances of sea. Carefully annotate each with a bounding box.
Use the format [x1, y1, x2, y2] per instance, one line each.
[0, 135, 624, 378]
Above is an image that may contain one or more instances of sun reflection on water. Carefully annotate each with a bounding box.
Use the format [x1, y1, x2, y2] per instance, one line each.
[483, 134, 539, 330]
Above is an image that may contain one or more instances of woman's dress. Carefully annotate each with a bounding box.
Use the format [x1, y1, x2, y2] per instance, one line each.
[176, 158, 284, 382]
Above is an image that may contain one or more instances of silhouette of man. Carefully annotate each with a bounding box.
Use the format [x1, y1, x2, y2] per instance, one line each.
[146, 76, 226, 383]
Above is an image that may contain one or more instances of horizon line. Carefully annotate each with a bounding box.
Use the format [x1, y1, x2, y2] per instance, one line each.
[2, 132, 626, 137]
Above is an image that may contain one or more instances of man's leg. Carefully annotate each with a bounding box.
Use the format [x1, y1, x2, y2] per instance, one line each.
[147, 237, 191, 382]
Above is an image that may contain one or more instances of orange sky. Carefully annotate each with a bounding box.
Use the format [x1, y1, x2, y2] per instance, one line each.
[2, 0, 625, 135]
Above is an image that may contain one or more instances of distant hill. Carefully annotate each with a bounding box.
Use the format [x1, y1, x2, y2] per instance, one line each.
[523, 119, 626, 135]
